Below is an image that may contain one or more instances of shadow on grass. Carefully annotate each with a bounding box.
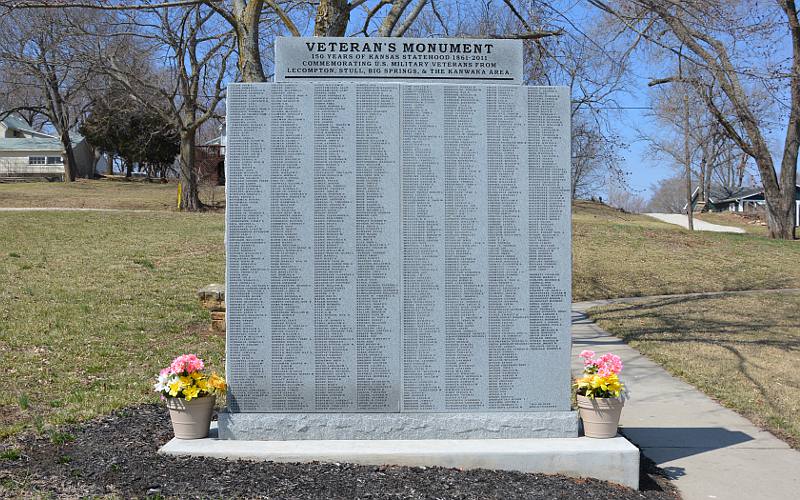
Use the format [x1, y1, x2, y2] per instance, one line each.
[585, 293, 800, 449]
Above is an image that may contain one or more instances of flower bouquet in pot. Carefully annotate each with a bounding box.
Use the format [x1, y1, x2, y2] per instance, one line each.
[154, 354, 226, 439]
[573, 350, 625, 438]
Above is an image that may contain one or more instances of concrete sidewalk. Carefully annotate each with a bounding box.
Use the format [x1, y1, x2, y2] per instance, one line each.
[572, 300, 800, 500]
[645, 213, 746, 233]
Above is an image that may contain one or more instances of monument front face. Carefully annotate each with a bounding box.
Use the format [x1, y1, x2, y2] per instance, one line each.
[225, 82, 572, 423]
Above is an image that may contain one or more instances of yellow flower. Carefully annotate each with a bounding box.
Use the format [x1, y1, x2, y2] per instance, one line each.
[574, 372, 624, 398]
[208, 373, 227, 393]
[184, 385, 201, 401]
[196, 378, 209, 393]
[168, 378, 183, 397]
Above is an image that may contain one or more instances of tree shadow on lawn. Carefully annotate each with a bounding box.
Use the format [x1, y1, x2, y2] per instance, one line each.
[588, 294, 800, 449]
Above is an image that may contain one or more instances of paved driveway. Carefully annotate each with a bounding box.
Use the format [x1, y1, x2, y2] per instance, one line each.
[645, 213, 746, 233]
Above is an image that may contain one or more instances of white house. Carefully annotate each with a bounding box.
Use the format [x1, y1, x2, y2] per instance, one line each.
[0, 114, 104, 179]
[685, 184, 800, 227]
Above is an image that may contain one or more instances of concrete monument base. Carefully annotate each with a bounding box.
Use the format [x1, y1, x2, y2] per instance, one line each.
[217, 410, 579, 440]
[159, 423, 640, 489]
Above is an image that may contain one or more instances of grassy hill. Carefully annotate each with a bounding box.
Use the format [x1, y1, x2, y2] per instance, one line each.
[573, 200, 800, 300]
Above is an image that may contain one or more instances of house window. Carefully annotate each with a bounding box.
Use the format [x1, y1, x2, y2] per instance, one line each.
[28, 156, 45, 165]
[46, 156, 63, 165]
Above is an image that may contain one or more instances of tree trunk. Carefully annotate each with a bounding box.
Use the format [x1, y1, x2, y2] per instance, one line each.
[235, 1, 266, 82]
[736, 155, 746, 188]
[698, 154, 707, 206]
[314, 0, 350, 36]
[682, 59, 693, 229]
[777, 0, 800, 239]
[766, 200, 796, 239]
[60, 130, 76, 182]
[179, 130, 202, 211]
[107, 153, 114, 175]
[125, 158, 133, 178]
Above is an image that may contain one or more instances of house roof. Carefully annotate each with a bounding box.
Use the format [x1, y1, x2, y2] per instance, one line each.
[716, 185, 800, 203]
[203, 135, 226, 146]
[0, 137, 64, 153]
[1, 114, 54, 138]
[712, 186, 761, 203]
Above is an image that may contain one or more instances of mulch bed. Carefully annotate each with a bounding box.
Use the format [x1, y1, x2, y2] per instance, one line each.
[0, 405, 679, 499]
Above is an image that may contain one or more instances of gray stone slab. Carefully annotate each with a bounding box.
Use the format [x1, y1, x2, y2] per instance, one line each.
[160, 423, 639, 489]
[218, 411, 578, 440]
[275, 37, 523, 84]
[225, 83, 572, 415]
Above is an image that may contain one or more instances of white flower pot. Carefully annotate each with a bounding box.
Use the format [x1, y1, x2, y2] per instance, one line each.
[577, 394, 624, 438]
[166, 395, 215, 439]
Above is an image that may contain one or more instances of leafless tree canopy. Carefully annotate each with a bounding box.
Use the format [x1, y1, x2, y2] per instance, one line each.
[591, 0, 800, 239]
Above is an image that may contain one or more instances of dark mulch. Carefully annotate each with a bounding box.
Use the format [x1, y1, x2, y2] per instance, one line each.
[0, 405, 679, 499]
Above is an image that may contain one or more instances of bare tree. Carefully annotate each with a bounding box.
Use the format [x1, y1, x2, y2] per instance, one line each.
[647, 175, 687, 213]
[591, 0, 800, 239]
[0, 7, 102, 182]
[571, 114, 625, 199]
[99, 5, 234, 210]
[608, 183, 647, 213]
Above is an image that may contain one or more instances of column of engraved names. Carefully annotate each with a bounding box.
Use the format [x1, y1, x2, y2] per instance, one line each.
[486, 86, 530, 410]
[527, 87, 570, 409]
[226, 85, 270, 411]
[269, 84, 315, 411]
[443, 85, 488, 410]
[400, 85, 445, 411]
[313, 84, 357, 411]
[354, 84, 401, 411]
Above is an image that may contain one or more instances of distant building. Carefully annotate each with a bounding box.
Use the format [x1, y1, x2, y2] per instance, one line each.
[0, 114, 105, 180]
[195, 134, 225, 186]
[685, 184, 800, 226]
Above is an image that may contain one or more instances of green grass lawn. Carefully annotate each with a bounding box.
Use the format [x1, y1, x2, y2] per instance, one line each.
[572, 201, 800, 300]
[0, 178, 225, 210]
[2, 198, 800, 438]
[0, 211, 225, 438]
[588, 291, 800, 449]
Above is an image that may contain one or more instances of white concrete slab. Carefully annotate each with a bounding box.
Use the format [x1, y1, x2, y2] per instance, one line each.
[159, 423, 640, 490]
[645, 213, 746, 233]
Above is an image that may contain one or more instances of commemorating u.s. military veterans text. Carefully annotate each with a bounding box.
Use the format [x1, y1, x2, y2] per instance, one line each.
[275, 37, 524, 84]
[225, 82, 571, 413]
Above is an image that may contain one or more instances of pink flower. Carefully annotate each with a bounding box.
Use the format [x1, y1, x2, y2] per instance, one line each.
[169, 354, 205, 374]
[579, 351, 624, 377]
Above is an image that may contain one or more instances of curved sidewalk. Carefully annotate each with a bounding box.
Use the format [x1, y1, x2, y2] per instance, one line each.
[645, 213, 746, 233]
[572, 295, 800, 500]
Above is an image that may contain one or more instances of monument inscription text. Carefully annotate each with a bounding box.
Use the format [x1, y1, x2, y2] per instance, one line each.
[225, 82, 571, 414]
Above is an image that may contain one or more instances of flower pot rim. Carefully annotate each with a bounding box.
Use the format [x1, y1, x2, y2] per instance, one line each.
[165, 394, 215, 400]
[576, 394, 623, 401]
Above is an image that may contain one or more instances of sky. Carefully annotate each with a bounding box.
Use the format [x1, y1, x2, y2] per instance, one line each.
[605, 86, 675, 199]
